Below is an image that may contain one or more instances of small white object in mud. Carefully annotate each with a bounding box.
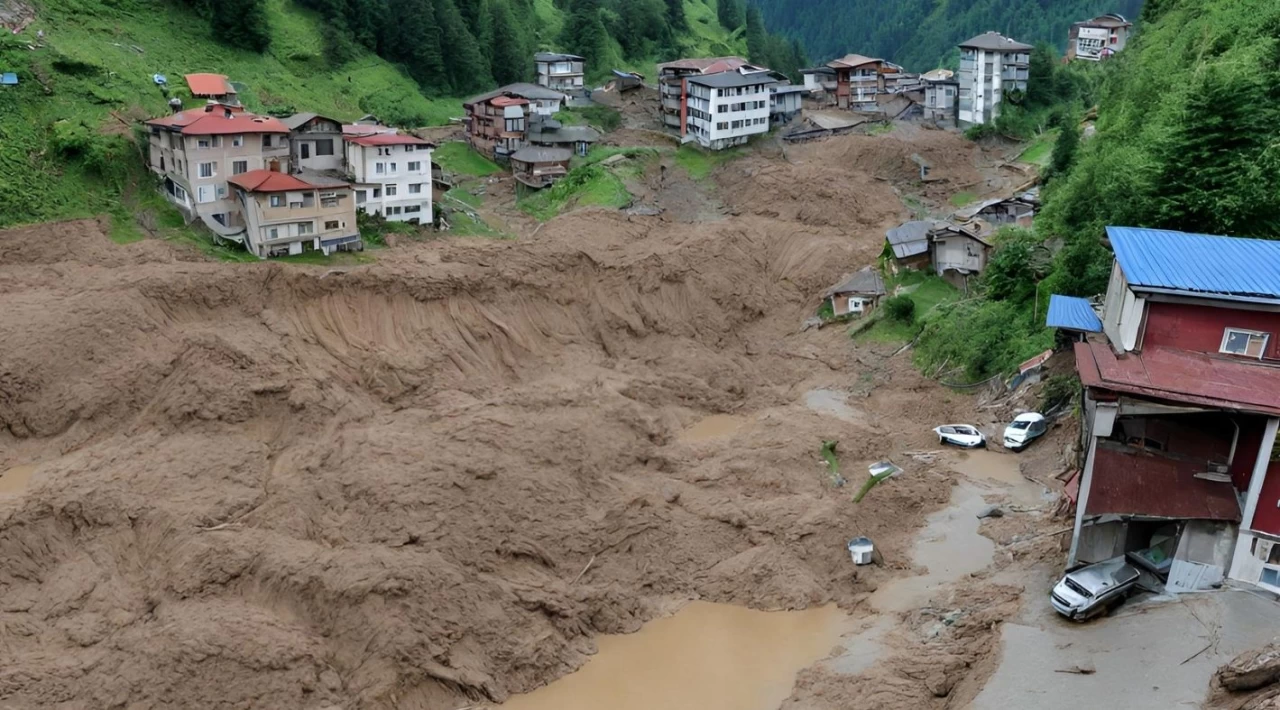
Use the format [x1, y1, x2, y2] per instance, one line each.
[848, 537, 875, 565]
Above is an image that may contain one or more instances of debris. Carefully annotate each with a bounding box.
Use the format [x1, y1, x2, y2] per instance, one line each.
[570, 554, 596, 585]
[1055, 664, 1096, 675]
[976, 505, 1004, 519]
[820, 440, 843, 487]
[1216, 643, 1280, 692]
[847, 537, 875, 565]
[854, 461, 903, 503]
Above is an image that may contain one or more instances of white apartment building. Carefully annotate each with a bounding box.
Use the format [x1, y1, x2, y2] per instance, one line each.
[956, 31, 1032, 126]
[683, 69, 776, 151]
[343, 133, 435, 225]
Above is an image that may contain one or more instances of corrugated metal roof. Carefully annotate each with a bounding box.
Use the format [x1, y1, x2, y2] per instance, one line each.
[827, 267, 885, 297]
[1107, 226, 1280, 300]
[958, 32, 1033, 52]
[687, 70, 776, 89]
[1046, 295, 1103, 332]
[1085, 443, 1241, 521]
[885, 220, 931, 259]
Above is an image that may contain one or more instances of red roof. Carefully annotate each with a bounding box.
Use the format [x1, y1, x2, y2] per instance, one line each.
[228, 170, 337, 193]
[1075, 341, 1280, 416]
[491, 96, 529, 107]
[185, 73, 232, 96]
[344, 133, 434, 147]
[1086, 443, 1241, 521]
[146, 106, 289, 136]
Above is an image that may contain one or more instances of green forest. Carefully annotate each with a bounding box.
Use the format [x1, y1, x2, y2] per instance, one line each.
[910, 0, 1280, 382]
[751, 0, 1144, 70]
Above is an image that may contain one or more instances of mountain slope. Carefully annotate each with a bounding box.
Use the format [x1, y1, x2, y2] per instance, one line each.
[752, 0, 1144, 70]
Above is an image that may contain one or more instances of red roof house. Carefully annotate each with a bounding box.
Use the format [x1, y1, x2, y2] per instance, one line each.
[184, 73, 235, 98]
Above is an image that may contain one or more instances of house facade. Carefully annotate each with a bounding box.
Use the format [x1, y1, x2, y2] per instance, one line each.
[228, 169, 361, 258]
[922, 69, 958, 124]
[1067, 13, 1133, 62]
[145, 103, 291, 232]
[1064, 226, 1280, 596]
[826, 267, 885, 317]
[534, 52, 586, 97]
[282, 113, 344, 174]
[957, 32, 1032, 126]
[343, 133, 435, 224]
[463, 84, 568, 161]
[510, 146, 572, 189]
[770, 85, 804, 125]
[657, 56, 749, 134]
[827, 54, 888, 111]
[683, 69, 775, 150]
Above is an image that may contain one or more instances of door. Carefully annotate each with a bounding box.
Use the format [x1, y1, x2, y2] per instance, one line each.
[301, 143, 311, 160]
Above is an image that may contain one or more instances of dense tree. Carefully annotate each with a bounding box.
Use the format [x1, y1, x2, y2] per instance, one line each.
[718, 0, 744, 30]
[614, 0, 671, 60]
[664, 0, 686, 31]
[1047, 115, 1080, 180]
[561, 0, 609, 68]
[1026, 43, 1058, 107]
[385, 0, 448, 91]
[436, 0, 493, 93]
[489, 0, 530, 84]
[745, 5, 767, 63]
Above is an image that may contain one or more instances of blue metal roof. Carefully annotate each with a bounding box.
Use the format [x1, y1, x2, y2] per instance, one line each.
[0, 73, 18, 86]
[1046, 295, 1102, 332]
[1107, 226, 1280, 300]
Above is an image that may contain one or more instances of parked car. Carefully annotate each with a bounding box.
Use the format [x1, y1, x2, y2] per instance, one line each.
[1003, 412, 1048, 451]
[1050, 557, 1141, 621]
[933, 424, 986, 448]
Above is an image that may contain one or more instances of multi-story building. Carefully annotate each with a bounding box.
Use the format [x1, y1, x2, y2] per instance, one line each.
[343, 132, 435, 225]
[281, 113, 344, 174]
[1054, 227, 1280, 595]
[769, 85, 804, 125]
[1067, 13, 1133, 61]
[922, 69, 959, 124]
[957, 32, 1032, 126]
[826, 54, 888, 111]
[683, 69, 775, 151]
[144, 102, 290, 233]
[228, 169, 361, 258]
[657, 56, 749, 134]
[534, 52, 586, 97]
[463, 84, 568, 161]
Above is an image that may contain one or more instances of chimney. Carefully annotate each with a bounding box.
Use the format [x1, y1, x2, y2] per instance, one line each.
[269, 159, 280, 173]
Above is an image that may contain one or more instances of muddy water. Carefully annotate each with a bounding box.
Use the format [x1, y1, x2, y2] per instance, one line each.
[500, 601, 848, 710]
[681, 414, 747, 442]
[0, 464, 37, 496]
[948, 449, 1046, 504]
[804, 389, 863, 423]
[868, 482, 994, 613]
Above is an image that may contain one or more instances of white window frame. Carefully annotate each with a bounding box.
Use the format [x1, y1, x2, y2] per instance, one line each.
[232, 135, 244, 147]
[385, 184, 397, 197]
[375, 162, 386, 174]
[269, 195, 285, 208]
[232, 160, 248, 175]
[1220, 328, 1270, 358]
[408, 161, 421, 172]
[298, 221, 314, 235]
[324, 220, 340, 231]
[196, 185, 215, 204]
[267, 227, 279, 239]
[198, 161, 216, 179]
[409, 183, 423, 194]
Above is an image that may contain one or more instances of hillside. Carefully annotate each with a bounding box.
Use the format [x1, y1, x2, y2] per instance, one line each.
[752, 0, 1144, 70]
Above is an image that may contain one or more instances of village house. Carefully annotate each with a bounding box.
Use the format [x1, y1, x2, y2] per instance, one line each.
[281, 113, 344, 174]
[607, 69, 645, 93]
[957, 31, 1032, 126]
[954, 194, 1037, 228]
[228, 169, 361, 258]
[144, 103, 290, 235]
[657, 56, 750, 134]
[826, 267, 886, 317]
[922, 69, 959, 125]
[682, 67, 776, 150]
[343, 132, 435, 224]
[1067, 13, 1133, 62]
[510, 146, 572, 189]
[534, 52, 586, 97]
[1062, 226, 1280, 596]
[826, 54, 889, 111]
[799, 65, 836, 100]
[769, 84, 804, 125]
[526, 116, 600, 156]
[930, 223, 991, 289]
[885, 220, 933, 271]
[184, 73, 237, 104]
[463, 84, 568, 161]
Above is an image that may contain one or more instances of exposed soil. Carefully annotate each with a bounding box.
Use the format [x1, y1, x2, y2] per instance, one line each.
[0, 125, 1051, 710]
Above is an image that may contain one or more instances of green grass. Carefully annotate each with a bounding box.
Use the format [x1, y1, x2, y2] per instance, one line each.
[519, 163, 631, 221]
[675, 144, 744, 181]
[860, 271, 960, 342]
[447, 210, 511, 239]
[948, 191, 980, 208]
[1017, 130, 1057, 167]
[434, 142, 503, 177]
[445, 186, 484, 209]
[573, 146, 662, 170]
[866, 122, 895, 136]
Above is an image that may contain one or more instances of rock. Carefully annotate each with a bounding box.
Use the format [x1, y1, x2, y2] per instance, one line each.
[925, 671, 954, 697]
[319, 670, 343, 692]
[976, 505, 1004, 519]
[1217, 643, 1280, 692]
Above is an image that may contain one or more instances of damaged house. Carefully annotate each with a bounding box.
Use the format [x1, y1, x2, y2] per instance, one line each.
[1065, 227, 1280, 595]
[954, 194, 1037, 228]
[826, 267, 886, 317]
[885, 220, 990, 283]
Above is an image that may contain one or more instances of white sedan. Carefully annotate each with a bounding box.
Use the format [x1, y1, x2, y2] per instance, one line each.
[934, 424, 986, 448]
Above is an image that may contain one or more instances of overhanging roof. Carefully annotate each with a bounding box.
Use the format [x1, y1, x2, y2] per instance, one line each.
[827, 268, 885, 297]
[1086, 443, 1241, 521]
[1074, 341, 1280, 416]
[959, 32, 1033, 52]
[1107, 226, 1280, 301]
[1047, 295, 1103, 332]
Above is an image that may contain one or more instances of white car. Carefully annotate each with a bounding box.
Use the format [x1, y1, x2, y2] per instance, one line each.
[1003, 413, 1048, 451]
[933, 424, 986, 448]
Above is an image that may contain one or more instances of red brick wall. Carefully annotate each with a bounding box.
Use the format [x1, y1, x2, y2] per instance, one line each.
[1253, 461, 1280, 536]
[1143, 302, 1280, 358]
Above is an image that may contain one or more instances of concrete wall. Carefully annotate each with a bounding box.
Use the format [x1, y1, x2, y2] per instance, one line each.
[684, 80, 772, 150]
[933, 235, 987, 275]
[345, 142, 434, 224]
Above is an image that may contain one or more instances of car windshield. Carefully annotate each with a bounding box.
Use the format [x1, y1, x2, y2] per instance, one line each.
[1009, 421, 1031, 430]
[1064, 578, 1093, 598]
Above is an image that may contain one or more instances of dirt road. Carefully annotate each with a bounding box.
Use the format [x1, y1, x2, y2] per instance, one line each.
[0, 128, 1033, 709]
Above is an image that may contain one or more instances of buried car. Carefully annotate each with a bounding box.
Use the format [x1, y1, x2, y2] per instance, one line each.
[1050, 557, 1141, 621]
[1003, 412, 1047, 451]
[934, 424, 986, 448]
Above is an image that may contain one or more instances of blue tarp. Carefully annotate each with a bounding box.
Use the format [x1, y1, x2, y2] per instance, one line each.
[1046, 294, 1102, 332]
[0, 73, 18, 86]
[1107, 226, 1280, 300]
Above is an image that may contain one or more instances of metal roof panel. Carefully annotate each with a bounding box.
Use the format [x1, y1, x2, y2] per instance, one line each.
[1107, 226, 1280, 300]
[1046, 295, 1103, 332]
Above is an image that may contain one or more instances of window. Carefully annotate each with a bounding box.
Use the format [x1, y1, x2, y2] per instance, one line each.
[298, 222, 314, 235]
[262, 135, 272, 148]
[404, 145, 415, 153]
[232, 135, 244, 147]
[315, 139, 334, 156]
[197, 185, 215, 203]
[197, 138, 211, 149]
[408, 161, 421, 172]
[385, 184, 397, 197]
[232, 160, 248, 175]
[409, 183, 423, 194]
[270, 195, 285, 207]
[716, 122, 728, 131]
[390, 206, 402, 215]
[198, 162, 216, 178]
[268, 227, 279, 239]
[404, 204, 421, 213]
[718, 105, 727, 113]
[376, 162, 386, 174]
[324, 220, 340, 230]
[1221, 328, 1270, 358]
[389, 163, 397, 173]
[356, 190, 367, 204]
[373, 188, 382, 198]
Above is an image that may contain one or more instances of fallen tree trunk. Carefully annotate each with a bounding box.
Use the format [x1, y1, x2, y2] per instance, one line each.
[1217, 643, 1280, 692]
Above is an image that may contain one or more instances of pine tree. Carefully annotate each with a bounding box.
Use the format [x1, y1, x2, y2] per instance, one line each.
[664, 0, 686, 30]
[1026, 43, 1058, 108]
[461, 0, 496, 71]
[436, 0, 494, 93]
[717, 0, 743, 30]
[1047, 116, 1079, 180]
[210, 0, 271, 52]
[745, 5, 767, 64]
[561, 0, 608, 68]
[381, 0, 447, 92]
[489, 0, 530, 85]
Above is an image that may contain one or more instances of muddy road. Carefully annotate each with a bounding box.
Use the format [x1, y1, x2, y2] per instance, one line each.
[0, 129, 1042, 709]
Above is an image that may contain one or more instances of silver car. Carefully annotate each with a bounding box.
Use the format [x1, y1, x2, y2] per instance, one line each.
[1050, 557, 1140, 621]
[934, 424, 986, 448]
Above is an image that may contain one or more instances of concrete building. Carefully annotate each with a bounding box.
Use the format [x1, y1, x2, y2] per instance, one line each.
[343, 132, 435, 225]
[228, 169, 361, 258]
[657, 56, 750, 134]
[769, 85, 804, 125]
[1062, 226, 1280, 596]
[1067, 13, 1133, 62]
[957, 32, 1032, 126]
[463, 84, 568, 161]
[144, 103, 290, 235]
[922, 69, 958, 124]
[534, 52, 586, 97]
[281, 113, 344, 174]
[683, 68, 776, 150]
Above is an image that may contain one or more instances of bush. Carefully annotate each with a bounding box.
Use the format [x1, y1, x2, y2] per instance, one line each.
[884, 294, 916, 323]
[964, 123, 997, 141]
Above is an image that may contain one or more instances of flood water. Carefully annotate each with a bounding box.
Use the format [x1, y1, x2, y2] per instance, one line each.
[500, 601, 848, 710]
[681, 414, 747, 442]
[803, 389, 864, 424]
[0, 464, 37, 495]
[947, 449, 1047, 504]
